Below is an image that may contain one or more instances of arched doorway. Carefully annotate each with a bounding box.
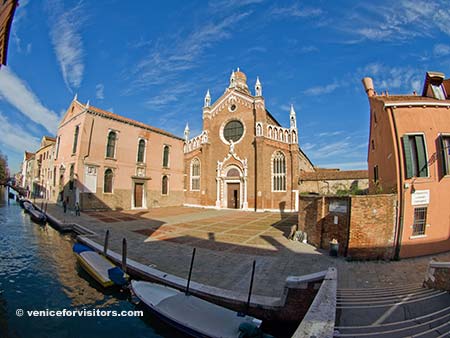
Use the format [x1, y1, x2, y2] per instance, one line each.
[223, 166, 242, 209]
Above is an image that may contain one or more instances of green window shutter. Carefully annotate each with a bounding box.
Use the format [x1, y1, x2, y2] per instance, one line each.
[415, 135, 428, 177]
[402, 136, 413, 178]
[440, 136, 449, 176]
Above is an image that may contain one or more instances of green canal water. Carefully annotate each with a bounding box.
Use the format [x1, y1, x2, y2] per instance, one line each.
[0, 187, 185, 338]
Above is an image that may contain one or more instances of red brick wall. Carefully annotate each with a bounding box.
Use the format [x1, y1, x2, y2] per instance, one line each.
[348, 195, 396, 260]
[299, 194, 397, 260]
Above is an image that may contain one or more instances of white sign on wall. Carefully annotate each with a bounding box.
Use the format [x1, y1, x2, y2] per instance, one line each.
[84, 165, 97, 193]
[411, 190, 430, 206]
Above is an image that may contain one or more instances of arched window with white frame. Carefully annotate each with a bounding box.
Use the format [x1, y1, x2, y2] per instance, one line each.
[190, 158, 200, 191]
[272, 151, 286, 191]
[106, 131, 117, 158]
[137, 139, 146, 163]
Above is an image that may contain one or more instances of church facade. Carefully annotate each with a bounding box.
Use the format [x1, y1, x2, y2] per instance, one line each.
[183, 69, 314, 212]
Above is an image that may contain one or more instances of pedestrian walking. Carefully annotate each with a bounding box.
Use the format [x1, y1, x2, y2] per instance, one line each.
[63, 199, 67, 213]
[75, 202, 80, 216]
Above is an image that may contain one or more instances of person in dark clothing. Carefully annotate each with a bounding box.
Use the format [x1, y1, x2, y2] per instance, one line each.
[75, 202, 80, 216]
[63, 199, 67, 213]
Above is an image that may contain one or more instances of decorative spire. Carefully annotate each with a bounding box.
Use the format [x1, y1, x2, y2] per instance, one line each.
[255, 76, 262, 96]
[290, 104, 297, 130]
[73, 93, 78, 101]
[204, 89, 211, 107]
[86, 100, 90, 108]
[184, 123, 190, 141]
[229, 70, 236, 88]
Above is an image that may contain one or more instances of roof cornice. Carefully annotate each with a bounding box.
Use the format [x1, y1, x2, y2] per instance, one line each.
[384, 101, 450, 108]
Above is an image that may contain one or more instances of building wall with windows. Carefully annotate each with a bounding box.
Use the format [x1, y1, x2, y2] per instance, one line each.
[32, 136, 56, 200]
[363, 72, 450, 258]
[184, 69, 314, 211]
[53, 98, 184, 210]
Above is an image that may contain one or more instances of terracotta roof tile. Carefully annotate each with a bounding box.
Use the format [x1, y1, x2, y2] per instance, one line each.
[299, 169, 368, 181]
[87, 105, 183, 141]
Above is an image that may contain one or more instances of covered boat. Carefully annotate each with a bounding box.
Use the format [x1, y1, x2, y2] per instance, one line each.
[131, 280, 266, 338]
[73, 243, 128, 288]
[23, 201, 47, 224]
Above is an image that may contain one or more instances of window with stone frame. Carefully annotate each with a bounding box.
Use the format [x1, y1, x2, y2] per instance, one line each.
[162, 175, 169, 195]
[162, 145, 170, 167]
[104, 169, 113, 193]
[412, 207, 427, 236]
[72, 125, 79, 154]
[190, 158, 200, 191]
[137, 139, 146, 163]
[402, 134, 428, 178]
[69, 164, 74, 190]
[106, 131, 117, 158]
[273, 151, 286, 191]
[439, 135, 450, 176]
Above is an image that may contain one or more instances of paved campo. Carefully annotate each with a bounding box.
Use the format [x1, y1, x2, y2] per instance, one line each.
[38, 201, 450, 297]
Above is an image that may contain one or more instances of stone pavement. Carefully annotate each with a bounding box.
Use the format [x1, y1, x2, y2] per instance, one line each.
[39, 200, 450, 297]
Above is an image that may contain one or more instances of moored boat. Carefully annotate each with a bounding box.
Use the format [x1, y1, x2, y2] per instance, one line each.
[22, 201, 47, 224]
[131, 280, 269, 338]
[73, 243, 128, 288]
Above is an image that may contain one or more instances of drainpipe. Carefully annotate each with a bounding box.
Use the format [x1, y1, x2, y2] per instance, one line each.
[84, 118, 95, 162]
[389, 107, 404, 260]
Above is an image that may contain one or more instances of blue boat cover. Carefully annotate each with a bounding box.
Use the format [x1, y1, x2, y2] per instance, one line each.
[73, 243, 93, 254]
[108, 266, 127, 286]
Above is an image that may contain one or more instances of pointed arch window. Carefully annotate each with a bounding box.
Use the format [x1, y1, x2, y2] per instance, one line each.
[273, 152, 286, 191]
[106, 131, 117, 158]
[190, 158, 200, 191]
[72, 126, 79, 154]
[162, 175, 169, 195]
[163, 145, 170, 167]
[104, 169, 113, 193]
[137, 139, 146, 163]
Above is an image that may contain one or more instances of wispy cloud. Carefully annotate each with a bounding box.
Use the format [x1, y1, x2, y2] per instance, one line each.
[47, 0, 85, 90]
[315, 161, 368, 170]
[96, 84, 104, 100]
[433, 44, 450, 57]
[341, 0, 450, 42]
[0, 67, 59, 133]
[0, 111, 40, 153]
[318, 131, 343, 137]
[208, 0, 264, 12]
[129, 11, 252, 92]
[270, 3, 323, 18]
[300, 45, 318, 53]
[359, 63, 423, 93]
[304, 81, 340, 96]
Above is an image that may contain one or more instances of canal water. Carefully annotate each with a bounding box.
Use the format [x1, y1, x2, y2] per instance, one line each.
[0, 187, 185, 338]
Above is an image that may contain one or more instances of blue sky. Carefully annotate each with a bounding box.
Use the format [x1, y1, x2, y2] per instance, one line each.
[1, 0, 450, 173]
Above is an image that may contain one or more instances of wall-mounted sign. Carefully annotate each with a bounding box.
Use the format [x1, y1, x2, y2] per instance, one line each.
[329, 200, 347, 213]
[411, 190, 430, 206]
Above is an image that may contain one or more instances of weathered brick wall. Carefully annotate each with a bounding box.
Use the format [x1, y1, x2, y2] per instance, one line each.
[424, 261, 450, 291]
[298, 194, 396, 260]
[348, 194, 396, 260]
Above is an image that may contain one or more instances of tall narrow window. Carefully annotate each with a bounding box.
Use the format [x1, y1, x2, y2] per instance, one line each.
[69, 164, 74, 190]
[104, 169, 113, 193]
[162, 145, 170, 167]
[106, 131, 117, 158]
[373, 165, 379, 183]
[412, 207, 427, 236]
[72, 126, 79, 154]
[137, 139, 146, 163]
[439, 135, 450, 176]
[402, 134, 428, 178]
[56, 136, 60, 159]
[273, 151, 286, 191]
[191, 159, 200, 191]
[162, 175, 168, 195]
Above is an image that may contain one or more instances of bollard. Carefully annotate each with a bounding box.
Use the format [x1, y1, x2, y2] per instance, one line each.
[185, 248, 196, 296]
[103, 230, 110, 256]
[122, 238, 127, 274]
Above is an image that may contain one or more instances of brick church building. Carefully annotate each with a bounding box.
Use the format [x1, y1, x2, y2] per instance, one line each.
[183, 69, 314, 212]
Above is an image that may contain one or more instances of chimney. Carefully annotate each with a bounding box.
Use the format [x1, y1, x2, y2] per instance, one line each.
[362, 77, 375, 97]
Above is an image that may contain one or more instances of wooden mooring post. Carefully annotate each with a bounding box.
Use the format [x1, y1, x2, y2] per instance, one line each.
[121, 238, 127, 273]
[185, 247, 196, 296]
[103, 230, 110, 256]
